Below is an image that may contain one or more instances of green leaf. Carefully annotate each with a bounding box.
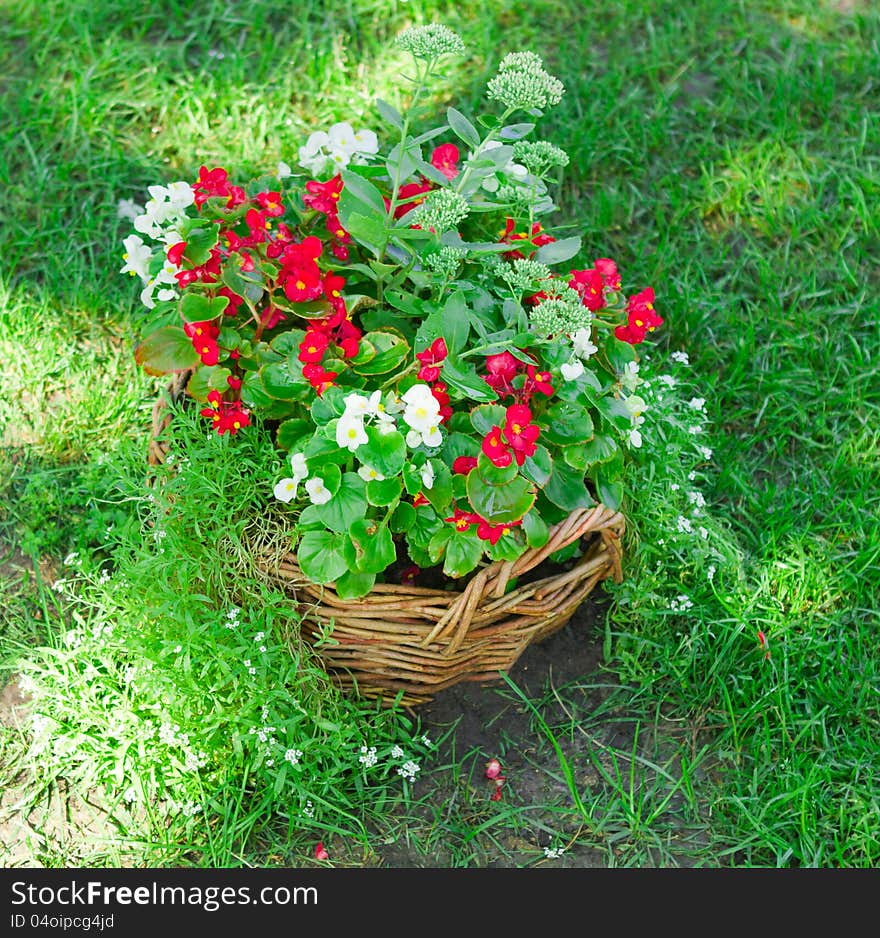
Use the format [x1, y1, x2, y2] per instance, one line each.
[443, 529, 483, 579]
[522, 509, 550, 548]
[390, 502, 416, 533]
[180, 292, 229, 322]
[444, 432, 480, 465]
[345, 212, 387, 256]
[540, 401, 594, 445]
[476, 452, 518, 485]
[340, 168, 388, 215]
[534, 236, 582, 265]
[446, 107, 481, 148]
[334, 570, 377, 600]
[351, 331, 410, 376]
[470, 404, 507, 436]
[606, 337, 638, 373]
[423, 460, 453, 515]
[297, 530, 352, 584]
[313, 472, 366, 533]
[362, 426, 406, 477]
[261, 361, 309, 400]
[544, 460, 594, 511]
[375, 98, 404, 131]
[521, 445, 553, 487]
[182, 226, 219, 266]
[441, 356, 499, 403]
[466, 473, 535, 524]
[366, 477, 403, 506]
[428, 525, 453, 563]
[310, 386, 348, 422]
[349, 518, 396, 575]
[277, 418, 313, 451]
[498, 122, 535, 141]
[407, 505, 444, 550]
[581, 434, 619, 465]
[303, 435, 349, 466]
[186, 365, 231, 402]
[135, 326, 199, 376]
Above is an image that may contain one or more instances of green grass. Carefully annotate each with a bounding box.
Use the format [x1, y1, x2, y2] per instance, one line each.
[1, 0, 879, 867]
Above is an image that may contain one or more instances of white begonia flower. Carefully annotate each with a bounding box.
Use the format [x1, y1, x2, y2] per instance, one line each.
[343, 392, 372, 417]
[139, 261, 179, 309]
[405, 430, 423, 449]
[352, 128, 379, 155]
[290, 452, 308, 480]
[120, 234, 152, 281]
[327, 122, 359, 157]
[401, 384, 441, 433]
[166, 181, 195, 211]
[305, 477, 332, 505]
[561, 358, 585, 382]
[624, 395, 647, 419]
[273, 478, 301, 503]
[357, 465, 386, 482]
[571, 327, 598, 360]
[622, 361, 640, 392]
[420, 461, 435, 490]
[336, 413, 368, 452]
[628, 428, 643, 448]
[117, 198, 143, 221]
[277, 161, 293, 179]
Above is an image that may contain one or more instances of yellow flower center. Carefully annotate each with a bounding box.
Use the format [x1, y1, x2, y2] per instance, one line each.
[296, 280, 306, 290]
[511, 423, 522, 435]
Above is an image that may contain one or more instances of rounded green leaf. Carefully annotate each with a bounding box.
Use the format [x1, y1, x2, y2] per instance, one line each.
[351, 332, 410, 376]
[297, 530, 352, 584]
[466, 472, 536, 524]
[313, 471, 366, 533]
[366, 477, 403, 507]
[362, 427, 406, 477]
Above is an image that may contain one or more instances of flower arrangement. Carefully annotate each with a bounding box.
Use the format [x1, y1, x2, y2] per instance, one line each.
[124, 25, 661, 600]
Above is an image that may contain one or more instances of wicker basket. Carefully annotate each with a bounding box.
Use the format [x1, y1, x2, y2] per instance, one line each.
[149, 375, 625, 707]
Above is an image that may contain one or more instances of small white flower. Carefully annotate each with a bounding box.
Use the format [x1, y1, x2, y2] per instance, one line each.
[688, 397, 706, 412]
[698, 445, 714, 460]
[305, 477, 332, 505]
[63, 551, 80, 567]
[359, 745, 378, 768]
[357, 465, 386, 482]
[277, 160, 293, 178]
[628, 428, 643, 448]
[676, 515, 693, 535]
[117, 198, 143, 221]
[303, 800, 315, 819]
[254, 631, 265, 642]
[707, 564, 716, 581]
[543, 846, 566, 860]
[671, 350, 690, 365]
[397, 760, 421, 782]
[561, 358, 585, 382]
[571, 327, 598, 360]
[343, 392, 372, 417]
[391, 745, 405, 759]
[621, 361, 640, 392]
[658, 374, 677, 388]
[336, 413, 368, 452]
[327, 121, 358, 157]
[290, 451, 308, 480]
[420, 735, 432, 747]
[687, 490, 706, 509]
[420, 461, 435, 490]
[285, 748, 304, 765]
[274, 477, 301, 503]
[120, 234, 152, 281]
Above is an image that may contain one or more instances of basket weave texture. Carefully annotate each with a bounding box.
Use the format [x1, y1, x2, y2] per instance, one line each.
[150, 376, 625, 706]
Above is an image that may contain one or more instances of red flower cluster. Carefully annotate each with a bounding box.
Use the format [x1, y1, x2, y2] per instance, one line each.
[444, 507, 522, 545]
[192, 166, 247, 209]
[614, 287, 663, 344]
[481, 404, 540, 468]
[303, 175, 351, 260]
[568, 257, 621, 312]
[184, 320, 221, 366]
[499, 218, 556, 260]
[199, 390, 251, 435]
[483, 352, 555, 404]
